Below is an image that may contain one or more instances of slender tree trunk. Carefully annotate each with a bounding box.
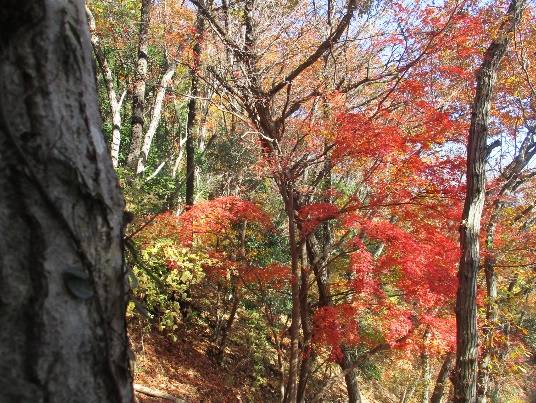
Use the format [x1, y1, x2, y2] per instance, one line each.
[421, 330, 431, 403]
[0, 2, 132, 402]
[284, 182, 302, 403]
[341, 347, 363, 403]
[86, 6, 126, 168]
[185, 10, 207, 206]
[431, 352, 455, 403]
[478, 131, 536, 402]
[306, 224, 363, 403]
[171, 99, 188, 179]
[127, 0, 152, 171]
[185, 71, 198, 206]
[297, 244, 313, 403]
[454, 2, 524, 401]
[136, 59, 177, 175]
[216, 286, 240, 364]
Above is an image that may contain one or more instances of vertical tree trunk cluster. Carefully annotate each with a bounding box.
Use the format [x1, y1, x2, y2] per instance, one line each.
[185, 8, 207, 206]
[0, 1, 132, 402]
[188, 1, 365, 400]
[454, 1, 525, 402]
[86, 6, 126, 169]
[127, 0, 152, 171]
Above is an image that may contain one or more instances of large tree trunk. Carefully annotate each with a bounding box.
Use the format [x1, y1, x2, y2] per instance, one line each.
[126, 0, 152, 171]
[0, 2, 132, 403]
[454, 1, 524, 401]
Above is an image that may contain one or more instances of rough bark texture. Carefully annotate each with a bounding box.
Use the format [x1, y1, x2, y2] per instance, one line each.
[0, 2, 132, 402]
[454, 1, 524, 401]
[127, 0, 152, 171]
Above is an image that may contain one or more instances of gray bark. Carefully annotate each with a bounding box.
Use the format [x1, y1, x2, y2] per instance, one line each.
[127, 0, 152, 171]
[185, 7, 208, 206]
[454, 1, 524, 401]
[0, 2, 132, 402]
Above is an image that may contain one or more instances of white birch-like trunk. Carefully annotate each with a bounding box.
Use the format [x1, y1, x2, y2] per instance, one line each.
[136, 60, 178, 175]
[86, 6, 125, 168]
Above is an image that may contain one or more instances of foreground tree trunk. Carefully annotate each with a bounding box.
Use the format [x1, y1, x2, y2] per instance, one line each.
[0, 2, 133, 402]
[454, 1, 524, 401]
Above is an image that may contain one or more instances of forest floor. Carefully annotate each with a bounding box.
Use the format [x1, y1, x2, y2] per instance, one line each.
[128, 313, 394, 403]
[129, 316, 279, 403]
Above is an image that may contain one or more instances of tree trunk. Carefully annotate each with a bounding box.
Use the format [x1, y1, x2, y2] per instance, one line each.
[136, 59, 177, 175]
[341, 347, 363, 403]
[431, 352, 455, 403]
[454, 1, 523, 401]
[127, 0, 152, 171]
[306, 231, 362, 403]
[283, 182, 302, 403]
[185, 71, 199, 206]
[86, 6, 125, 169]
[478, 128, 536, 402]
[216, 285, 240, 364]
[421, 329, 431, 403]
[185, 9, 206, 206]
[0, 2, 132, 402]
[297, 243, 313, 403]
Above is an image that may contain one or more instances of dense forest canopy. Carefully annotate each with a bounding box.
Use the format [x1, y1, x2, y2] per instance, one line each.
[86, 0, 535, 401]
